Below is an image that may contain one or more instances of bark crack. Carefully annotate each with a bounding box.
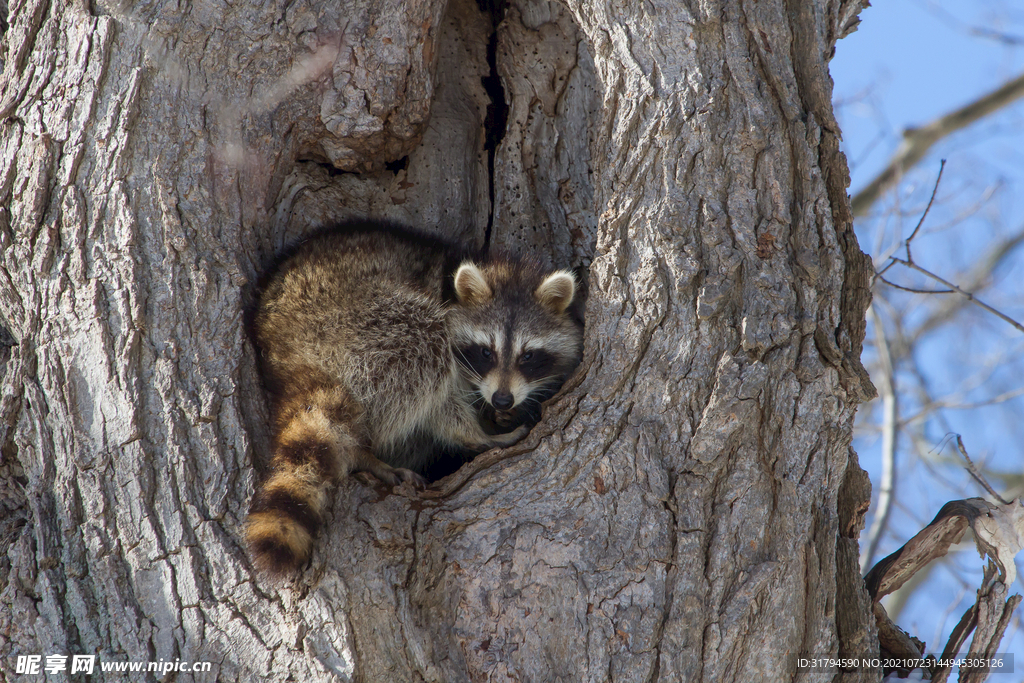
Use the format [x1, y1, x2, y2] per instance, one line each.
[404, 507, 421, 590]
[648, 469, 678, 683]
[477, 0, 509, 248]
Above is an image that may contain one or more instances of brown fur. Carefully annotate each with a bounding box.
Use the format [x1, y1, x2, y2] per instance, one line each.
[246, 221, 584, 575]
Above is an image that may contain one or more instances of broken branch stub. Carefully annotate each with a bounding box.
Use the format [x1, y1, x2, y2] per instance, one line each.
[865, 497, 1024, 600]
[864, 497, 1024, 681]
[864, 498, 990, 601]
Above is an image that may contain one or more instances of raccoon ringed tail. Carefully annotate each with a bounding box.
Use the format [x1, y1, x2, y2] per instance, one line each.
[246, 463, 330, 576]
[246, 391, 357, 576]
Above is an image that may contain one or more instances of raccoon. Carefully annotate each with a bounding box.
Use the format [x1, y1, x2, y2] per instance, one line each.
[246, 221, 584, 575]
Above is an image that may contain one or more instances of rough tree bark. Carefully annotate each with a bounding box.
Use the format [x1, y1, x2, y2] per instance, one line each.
[0, 0, 879, 680]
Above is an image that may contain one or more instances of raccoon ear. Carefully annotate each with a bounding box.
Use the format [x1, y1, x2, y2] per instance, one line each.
[535, 270, 576, 315]
[454, 262, 493, 305]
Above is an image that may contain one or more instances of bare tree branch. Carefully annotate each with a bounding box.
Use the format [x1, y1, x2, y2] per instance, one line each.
[921, 1, 1024, 47]
[891, 258, 1024, 334]
[875, 274, 952, 295]
[955, 568, 1022, 683]
[955, 435, 1011, 505]
[901, 387, 1024, 427]
[851, 71, 1024, 217]
[911, 226, 1024, 339]
[904, 159, 945, 258]
[863, 305, 899, 572]
[878, 168, 1024, 335]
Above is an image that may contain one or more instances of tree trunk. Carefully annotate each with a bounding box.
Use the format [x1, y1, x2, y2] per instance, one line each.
[0, 0, 878, 679]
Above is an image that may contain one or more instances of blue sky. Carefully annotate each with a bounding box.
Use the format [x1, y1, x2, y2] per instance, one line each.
[830, 0, 1024, 664]
[834, 1, 1024, 189]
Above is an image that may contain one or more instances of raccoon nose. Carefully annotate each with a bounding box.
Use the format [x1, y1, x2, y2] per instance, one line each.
[491, 391, 514, 410]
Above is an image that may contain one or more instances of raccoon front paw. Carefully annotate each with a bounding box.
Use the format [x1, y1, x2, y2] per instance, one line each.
[371, 466, 427, 488]
[396, 467, 428, 488]
[354, 459, 426, 488]
[488, 423, 530, 448]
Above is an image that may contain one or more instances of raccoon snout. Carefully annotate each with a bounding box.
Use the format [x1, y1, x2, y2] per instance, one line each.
[491, 390, 514, 410]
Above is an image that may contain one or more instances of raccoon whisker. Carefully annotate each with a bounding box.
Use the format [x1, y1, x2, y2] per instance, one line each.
[454, 358, 483, 378]
[452, 348, 486, 380]
[456, 385, 485, 399]
[520, 376, 563, 397]
[460, 391, 489, 409]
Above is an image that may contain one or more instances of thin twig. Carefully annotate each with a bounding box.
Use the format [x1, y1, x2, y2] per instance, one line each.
[875, 273, 953, 295]
[901, 386, 1024, 427]
[875, 259, 898, 279]
[895, 259, 1024, 334]
[874, 164, 1024, 334]
[954, 435, 1010, 505]
[904, 160, 946, 262]
[922, 1, 1024, 46]
[912, 225, 1024, 339]
[932, 585, 970, 663]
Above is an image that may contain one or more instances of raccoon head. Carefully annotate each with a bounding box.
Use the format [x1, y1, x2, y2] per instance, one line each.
[450, 258, 584, 429]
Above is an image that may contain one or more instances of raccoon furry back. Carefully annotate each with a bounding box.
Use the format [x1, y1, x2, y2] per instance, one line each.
[246, 221, 585, 575]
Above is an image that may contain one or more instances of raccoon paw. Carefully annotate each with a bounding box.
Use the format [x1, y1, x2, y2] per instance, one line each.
[371, 466, 427, 489]
[492, 409, 516, 429]
[488, 423, 530, 448]
[354, 452, 428, 488]
[395, 467, 428, 488]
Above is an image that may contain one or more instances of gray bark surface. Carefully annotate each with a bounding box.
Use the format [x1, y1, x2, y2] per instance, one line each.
[0, 0, 876, 680]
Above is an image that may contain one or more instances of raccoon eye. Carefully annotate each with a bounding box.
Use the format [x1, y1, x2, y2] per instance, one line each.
[458, 344, 496, 376]
[518, 349, 554, 379]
